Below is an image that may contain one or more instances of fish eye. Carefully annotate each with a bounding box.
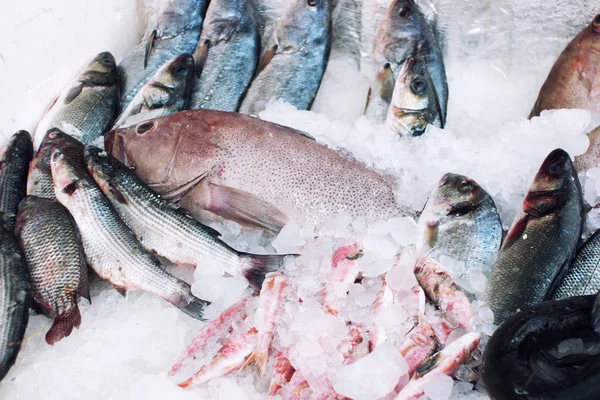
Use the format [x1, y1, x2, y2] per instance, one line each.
[549, 161, 564, 173]
[136, 121, 156, 135]
[594, 14, 600, 31]
[410, 79, 427, 94]
[458, 180, 473, 192]
[307, 0, 318, 6]
[412, 126, 426, 137]
[355, 337, 363, 344]
[173, 65, 188, 77]
[100, 56, 113, 65]
[399, 6, 410, 17]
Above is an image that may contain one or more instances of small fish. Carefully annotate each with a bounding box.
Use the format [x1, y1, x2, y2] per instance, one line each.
[188, 0, 260, 112]
[0, 131, 33, 231]
[398, 320, 437, 377]
[34, 52, 119, 148]
[238, 0, 331, 115]
[485, 149, 584, 324]
[113, 54, 194, 129]
[268, 350, 295, 395]
[321, 243, 362, 315]
[15, 196, 88, 345]
[50, 149, 209, 320]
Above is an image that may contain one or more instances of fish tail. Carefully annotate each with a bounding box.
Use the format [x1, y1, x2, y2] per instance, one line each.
[241, 254, 292, 291]
[179, 296, 210, 321]
[46, 305, 82, 345]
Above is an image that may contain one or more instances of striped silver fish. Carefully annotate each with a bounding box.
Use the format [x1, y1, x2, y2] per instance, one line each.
[0, 131, 33, 231]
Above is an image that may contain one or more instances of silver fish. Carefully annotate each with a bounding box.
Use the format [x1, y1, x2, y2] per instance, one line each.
[0, 131, 33, 231]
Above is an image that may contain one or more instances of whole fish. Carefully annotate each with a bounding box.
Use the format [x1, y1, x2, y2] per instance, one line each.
[0, 131, 33, 231]
[188, 0, 260, 112]
[529, 15, 600, 172]
[50, 149, 209, 320]
[482, 295, 600, 400]
[85, 146, 288, 289]
[386, 57, 444, 136]
[34, 52, 119, 148]
[374, 0, 448, 122]
[0, 222, 30, 382]
[416, 173, 502, 285]
[27, 128, 84, 200]
[485, 149, 584, 324]
[118, 0, 208, 111]
[15, 196, 88, 345]
[105, 110, 413, 231]
[113, 54, 194, 129]
[238, 0, 331, 115]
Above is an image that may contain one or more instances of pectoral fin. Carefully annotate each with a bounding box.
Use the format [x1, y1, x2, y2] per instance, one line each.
[256, 45, 277, 75]
[193, 39, 210, 78]
[64, 83, 83, 105]
[144, 29, 157, 69]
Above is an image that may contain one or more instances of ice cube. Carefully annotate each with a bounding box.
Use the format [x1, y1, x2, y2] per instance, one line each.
[423, 373, 454, 400]
[363, 234, 399, 259]
[388, 217, 419, 246]
[272, 221, 306, 253]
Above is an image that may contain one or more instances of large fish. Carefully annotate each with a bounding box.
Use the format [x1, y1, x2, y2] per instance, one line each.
[118, 0, 208, 111]
[0, 221, 30, 382]
[188, 0, 260, 112]
[15, 196, 88, 345]
[85, 146, 289, 290]
[0, 131, 33, 231]
[238, 0, 331, 115]
[105, 110, 413, 232]
[529, 15, 600, 172]
[416, 173, 502, 285]
[34, 52, 119, 148]
[485, 149, 584, 324]
[50, 149, 209, 320]
[113, 54, 194, 129]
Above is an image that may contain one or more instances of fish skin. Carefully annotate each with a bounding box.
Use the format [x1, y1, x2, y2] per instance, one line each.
[85, 146, 288, 290]
[118, 0, 208, 111]
[0, 222, 30, 382]
[50, 148, 209, 320]
[105, 110, 413, 231]
[416, 173, 502, 285]
[113, 54, 194, 129]
[15, 196, 88, 345]
[238, 0, 331, 115]
[482, 295, 600, 400]
[34, 52, 119, 148]
[485, 149, 584, 324]
[0, 131, 33, 231]
[374, 0, 448, 123]
[397, 320, 437, 377]
[268, 350, 295, 395]
[27, 128, 84, 200]
[188, 0, 260, 112]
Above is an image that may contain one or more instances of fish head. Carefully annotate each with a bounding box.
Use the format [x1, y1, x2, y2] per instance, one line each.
[277, 0, 330, 49]
[85, 146, 129, 195]
[375, 0, 424, 63]
[156, 0, 207, 36]
[143, 54, 195, 109]
[15, 196, 54, 230]
[0, 130, 32, 166]
[50, 149, 90, 204]
[428, 173, 487, 216]
[79, 52, 118, 88]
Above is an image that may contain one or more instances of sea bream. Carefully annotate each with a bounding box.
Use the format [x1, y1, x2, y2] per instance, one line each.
[0, 131, 33, 231]
[105, 110, 413, 232]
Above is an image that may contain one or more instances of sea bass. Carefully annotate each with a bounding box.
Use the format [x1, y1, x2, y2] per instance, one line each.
[118, 0, 208, 111]
[485, 149, 584, 324]
[15, 196, 88, 345]
[189, 0, 259, 112]
[0, 131, 33, 231]
[105, 110, 412, 231]
[238, 0, 331, 115]
[34, 52, 119, 148]
[50, 149, 209, 320]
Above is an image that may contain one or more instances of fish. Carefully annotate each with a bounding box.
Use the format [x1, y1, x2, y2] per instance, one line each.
[397, 320, 437, 377]
[118, 0, 208, 111]
[238, 0, 331, 115]
[482, 295, 600, 400]
[268, 350, 295, 395]
[113, 54, 194, 129]
[529, 15, 600, 173]
[27, 128, 84, 200]
[364, 63, 395, 122]
[50, 149, 209, 320]
[0, 131, 33, 231]
[485, 149, 584, 324]
[0, 221, 30, 383]
[416, 173, 502, 285]
[15, 196, 88, 345]
[34, 52, 119, 148]
[188, 0, 260, 112]
[374, 0, 448, 123]
[386, 57, 444, 136]
[85, 146, 288, 290]
[105, 110, 413, 232]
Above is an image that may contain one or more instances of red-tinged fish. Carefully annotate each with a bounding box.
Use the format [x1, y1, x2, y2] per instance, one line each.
[322, 243, 362, 315]
[426, 307, 456, 347]
[342, 322, 371, 364]
[105, 110, 413, 232]
[280, 370, 311, 400]
[394, 332, 481, 400]
[170, 296, 252, 375]
[268, 350, 295, 395]
[398, 320, 437, 377]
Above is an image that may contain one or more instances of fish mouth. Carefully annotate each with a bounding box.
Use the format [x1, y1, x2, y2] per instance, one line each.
[389, 106, 429, 136]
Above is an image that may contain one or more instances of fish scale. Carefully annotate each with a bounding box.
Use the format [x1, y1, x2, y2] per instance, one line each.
[0, 131, 33, 231]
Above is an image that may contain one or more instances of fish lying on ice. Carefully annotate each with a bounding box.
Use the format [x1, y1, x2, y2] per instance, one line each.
[0, 131, 33, 231]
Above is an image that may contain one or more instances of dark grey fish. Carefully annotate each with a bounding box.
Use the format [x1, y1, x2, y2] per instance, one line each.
[118, 0, 208, 111]
[239, 0, 331, 115]
[0, 131, 33, 231]
[189, 0, 259, 112]
[15, 196, 88, 345]
[33, 52, 119, 147]
[0, 221, 30, 382]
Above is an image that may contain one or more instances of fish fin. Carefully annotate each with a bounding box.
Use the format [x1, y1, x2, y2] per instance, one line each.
[376, 63, 395, 104]
[159, 171, 211, 203]
[193, 39, 210, 78]
[256, 45, 277, 75]
[114, 285, 127, 297]
[64, 83, 83, 105]
[144, 29, 157, 69]
[46, 96, 59, 113]
[593, 293, 600, 334]
[500, 213, 529, 251]
[423, 220, 439, 249]
[181, 297, 210, 321]
[45, 306, 82, 345]
[107, 184, 128, 205]
[208, 184, 288, 232]
[239, 254, 293, 290]
[113, 103, 144, 128]
[78, 273, 91, 302]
